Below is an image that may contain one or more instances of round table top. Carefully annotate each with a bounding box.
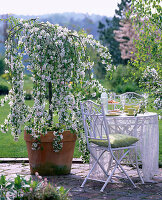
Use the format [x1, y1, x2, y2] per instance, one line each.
[106, 112, 158, 118]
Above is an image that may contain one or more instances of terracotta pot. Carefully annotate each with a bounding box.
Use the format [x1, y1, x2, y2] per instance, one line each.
[24, 130, 77, 176]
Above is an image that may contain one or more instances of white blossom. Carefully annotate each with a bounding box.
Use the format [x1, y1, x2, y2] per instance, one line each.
[91, 92, 96, 97]
[2, 17, 112, 154]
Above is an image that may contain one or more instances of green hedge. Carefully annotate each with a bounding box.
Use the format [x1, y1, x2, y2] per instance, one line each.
[106, 64, 139, 94]
[0, 77, 10, 95]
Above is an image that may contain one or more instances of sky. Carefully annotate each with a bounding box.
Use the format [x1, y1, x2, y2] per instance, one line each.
[0, 0, 121, 17]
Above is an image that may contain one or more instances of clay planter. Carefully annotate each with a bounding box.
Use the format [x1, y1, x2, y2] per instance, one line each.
[24, 130, 77, 176]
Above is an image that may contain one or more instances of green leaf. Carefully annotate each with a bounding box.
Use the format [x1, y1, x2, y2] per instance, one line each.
[0, 175, 6, 186]
[6, 183, 13, 190]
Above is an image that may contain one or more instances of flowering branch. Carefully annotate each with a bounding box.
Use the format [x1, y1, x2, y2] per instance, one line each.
[0, 17, 112, 153]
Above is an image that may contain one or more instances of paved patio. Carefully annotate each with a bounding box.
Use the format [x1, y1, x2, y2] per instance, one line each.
[0, 159, 162, 200]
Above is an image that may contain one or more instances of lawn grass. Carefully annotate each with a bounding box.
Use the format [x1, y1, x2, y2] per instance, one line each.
[0, 95, 81, 158]
[0, 131, 81, 158]
[24, 78, 33, 93]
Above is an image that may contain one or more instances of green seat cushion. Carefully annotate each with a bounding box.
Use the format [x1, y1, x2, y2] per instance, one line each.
[90, 134, 138, 148]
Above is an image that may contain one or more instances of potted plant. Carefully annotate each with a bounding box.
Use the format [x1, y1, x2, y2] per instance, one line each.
[0, 17, 112, 175]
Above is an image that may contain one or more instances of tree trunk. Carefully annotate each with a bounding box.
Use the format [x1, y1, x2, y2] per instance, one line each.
[48, 82, 53, 126]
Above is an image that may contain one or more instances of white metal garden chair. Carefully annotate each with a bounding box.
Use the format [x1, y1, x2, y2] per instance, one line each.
[113, 92, 145, 111]
[122, 92, 144, 104]
[80, 100, 144, 192]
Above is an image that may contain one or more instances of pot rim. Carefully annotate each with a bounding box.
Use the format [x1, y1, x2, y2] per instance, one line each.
[24, 130, 77, 142]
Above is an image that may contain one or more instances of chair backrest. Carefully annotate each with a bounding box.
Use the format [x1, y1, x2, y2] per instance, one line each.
[106, 116, 138, 137]
[112, 92, 144, 110]
[80, 100, 110, 147]
[122, 92, 144, 105]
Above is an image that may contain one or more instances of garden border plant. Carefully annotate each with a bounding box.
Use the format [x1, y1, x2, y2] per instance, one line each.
[0, 173, 70, 200]
[0, 17, 112, 161]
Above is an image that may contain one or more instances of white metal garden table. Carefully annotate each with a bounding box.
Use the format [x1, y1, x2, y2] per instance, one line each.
[90, 112, 159, 182]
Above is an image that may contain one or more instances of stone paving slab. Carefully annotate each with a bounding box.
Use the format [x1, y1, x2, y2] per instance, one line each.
[0, 158, 29, 163]
[0, 158, 82, 163]
[0, 163, 162, 200]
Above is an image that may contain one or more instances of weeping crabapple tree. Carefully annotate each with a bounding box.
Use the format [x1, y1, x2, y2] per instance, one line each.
[0, 17, 112, 156]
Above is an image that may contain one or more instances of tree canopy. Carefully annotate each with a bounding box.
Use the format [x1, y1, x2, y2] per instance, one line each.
[131, 0, 162, 110]
[98, 0, 132, 65]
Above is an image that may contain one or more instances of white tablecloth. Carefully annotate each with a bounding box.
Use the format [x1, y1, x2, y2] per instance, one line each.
[90, 112, 159, 182]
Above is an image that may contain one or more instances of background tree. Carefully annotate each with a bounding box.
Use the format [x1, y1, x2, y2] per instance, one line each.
[131, 0, 162, 111]
[100, 0, 140, 93]
[98, 17, 122, 65]
[131, 0, 161, 70]
[0, 14, 8, 57]
[98, 0, 132, 65]
[0, 14, 8, 43]
[114, 18, 138, 61]
[88, 47, 106, 80]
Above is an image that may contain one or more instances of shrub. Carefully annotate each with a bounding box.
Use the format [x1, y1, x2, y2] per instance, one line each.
[0, 85, 9, 95]
[0, 57, 7, 75]
[0, 173, 70, 200]
[106, 64, 139, 94]
[39, 184, 70, 200]
[1, 73, 11, 81]
[24, 93, 33, 100]
[0, 77, 10, 95]
[116, 82, 139, 94]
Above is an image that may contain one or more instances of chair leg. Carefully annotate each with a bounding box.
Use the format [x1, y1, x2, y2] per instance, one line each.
[106, 155, 114, 183]
[81, 157, 98, 188]
[114, 149, 137, 188]
[81, 150, 109, 188]
[115, 150, 136, 188]
[106, 155, 113, 174]
[81, 176, 88, 188]
[83, 147, 142, 192]
[118, 163, 136, 187]
[101, 149, 133, 192]
[100, 163, 118, 192]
